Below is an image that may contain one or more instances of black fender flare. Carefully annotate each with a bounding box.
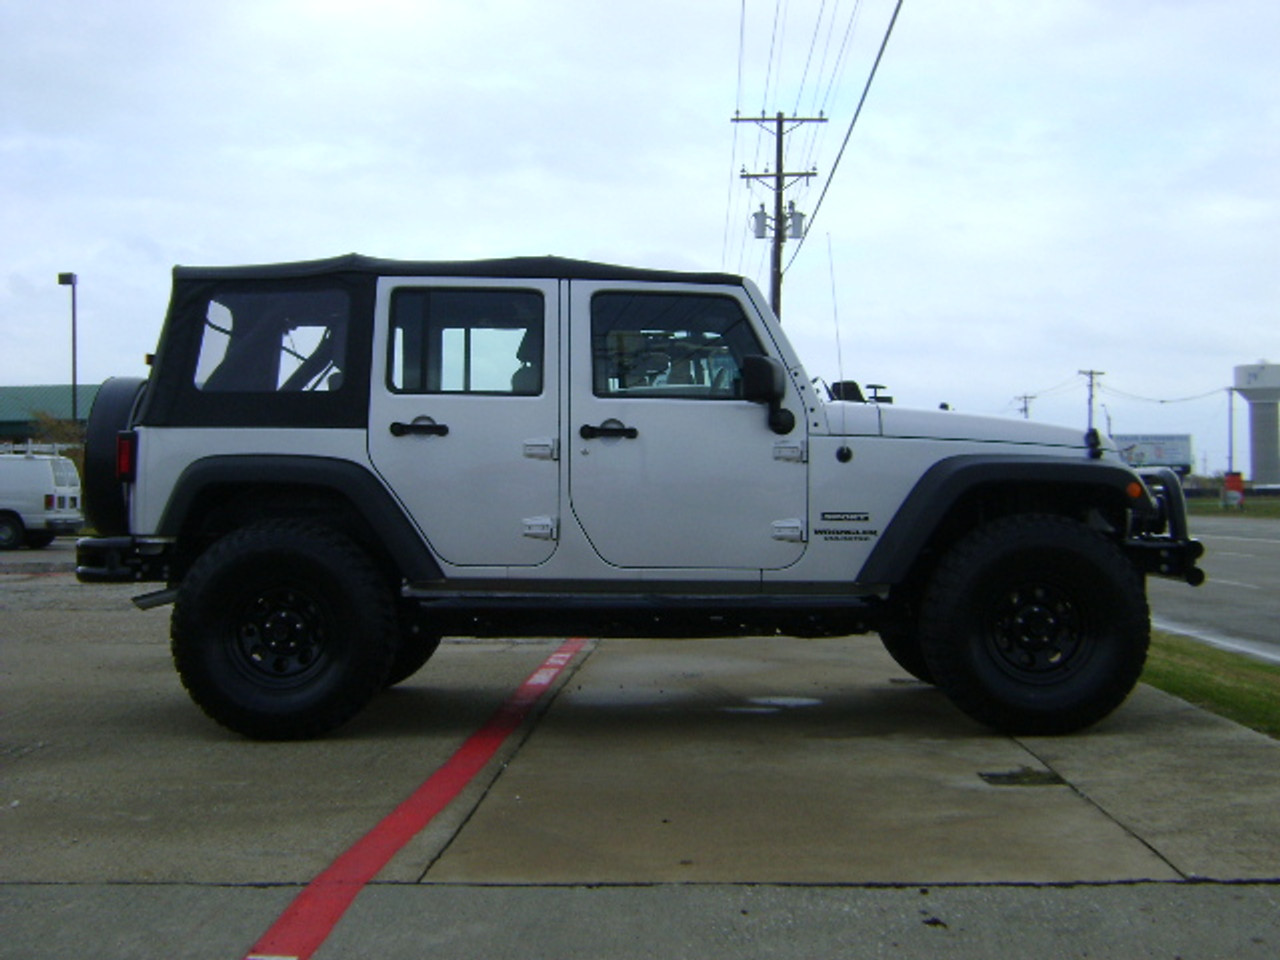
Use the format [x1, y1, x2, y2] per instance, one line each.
[856, 454, 1154, 586]
[157, 455, 443, 583]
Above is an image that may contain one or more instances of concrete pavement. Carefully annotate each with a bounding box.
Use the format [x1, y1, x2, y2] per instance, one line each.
[2, 557, 1278, 958]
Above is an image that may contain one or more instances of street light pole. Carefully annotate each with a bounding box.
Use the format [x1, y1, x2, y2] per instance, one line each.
[57, 272, 78, 422]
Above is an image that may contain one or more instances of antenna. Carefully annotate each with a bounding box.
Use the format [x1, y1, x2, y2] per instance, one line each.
[826, 233, 850, 441]
[827, 233, 845, 393]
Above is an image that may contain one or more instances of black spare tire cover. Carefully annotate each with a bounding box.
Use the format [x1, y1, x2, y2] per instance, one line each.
[83, 377, 147, 536]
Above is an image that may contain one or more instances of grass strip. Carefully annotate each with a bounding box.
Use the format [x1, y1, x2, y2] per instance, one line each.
[1186, 497, 1280, 519]
[1143, 630, 1280, 740]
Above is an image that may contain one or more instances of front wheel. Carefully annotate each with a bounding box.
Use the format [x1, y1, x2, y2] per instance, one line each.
[919, 514, 1149, 735]
[878, 627, 934, 684]
[171, 520, 397, 740]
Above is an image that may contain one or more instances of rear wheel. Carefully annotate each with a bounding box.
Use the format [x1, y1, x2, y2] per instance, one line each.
[385, 605, 442, 686]
[171, 520, 396, 739]
[919, 514, 1149, 735]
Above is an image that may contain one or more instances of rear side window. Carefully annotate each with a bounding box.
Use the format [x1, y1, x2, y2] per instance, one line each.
[590, 292, 763, 399]
[195, 288, 350, 393]
[51, 458, 80, 487]
[388, 288, 544, 396]
[139, 272, 374, 429]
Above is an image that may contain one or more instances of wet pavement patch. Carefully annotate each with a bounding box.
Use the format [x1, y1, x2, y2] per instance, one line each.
[979, 766, 1066, 787]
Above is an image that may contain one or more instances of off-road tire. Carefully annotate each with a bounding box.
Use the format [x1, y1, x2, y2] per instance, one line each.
[919, 514, 1149, 735]
[171, 520, 396, 740]
[386, 606, 443, 687]
[878, 628, 934, 684]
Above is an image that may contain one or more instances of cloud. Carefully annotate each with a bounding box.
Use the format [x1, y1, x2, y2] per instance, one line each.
[1, 0, 1275, 473]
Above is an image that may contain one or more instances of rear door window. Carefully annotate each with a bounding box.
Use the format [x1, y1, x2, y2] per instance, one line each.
[388, 288, 544, 396]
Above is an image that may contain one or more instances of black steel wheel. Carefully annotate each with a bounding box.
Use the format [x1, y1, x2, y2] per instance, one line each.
[171, 520, 396, 739]
[919, 514, 1149, 735]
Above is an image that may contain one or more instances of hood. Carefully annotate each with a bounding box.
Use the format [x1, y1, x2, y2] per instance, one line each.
[828, 402, 1110, 455]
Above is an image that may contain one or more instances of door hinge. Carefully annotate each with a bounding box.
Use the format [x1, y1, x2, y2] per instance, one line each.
[772, 439, 807, 463]
[771, 519, 806, 542]
[522, 516, 559, 540]
[523, 437, 560, 461]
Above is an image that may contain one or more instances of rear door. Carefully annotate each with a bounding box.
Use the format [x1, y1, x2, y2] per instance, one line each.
[567, 283, 808, 570]
[367, 278, 560, 567]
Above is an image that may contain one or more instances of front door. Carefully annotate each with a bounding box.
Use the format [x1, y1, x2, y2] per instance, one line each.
[368, 278, 560, 568]
[567, 283, 808, 570]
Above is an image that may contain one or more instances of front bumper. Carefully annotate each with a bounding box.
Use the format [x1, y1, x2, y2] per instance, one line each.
[1124, 468, 1205, 585]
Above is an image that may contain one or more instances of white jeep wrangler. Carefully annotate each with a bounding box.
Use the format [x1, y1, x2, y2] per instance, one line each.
[77, 255, 1203, 739]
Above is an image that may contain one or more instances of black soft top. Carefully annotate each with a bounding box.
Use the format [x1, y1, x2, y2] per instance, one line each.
[173, 253, 744, 287]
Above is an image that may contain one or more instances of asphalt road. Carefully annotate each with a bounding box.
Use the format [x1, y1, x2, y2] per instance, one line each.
[1148, 512, 1280, 663]
[2, 565, 1279, 959]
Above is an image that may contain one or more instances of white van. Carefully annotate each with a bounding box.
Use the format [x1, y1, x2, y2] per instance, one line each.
[0, 453, 83, 549]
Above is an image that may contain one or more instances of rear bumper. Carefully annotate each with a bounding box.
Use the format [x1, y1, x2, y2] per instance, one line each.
[1124, 468, 1205, 585]
[75, 536, 171, 583]
[40, 518, 83, 535]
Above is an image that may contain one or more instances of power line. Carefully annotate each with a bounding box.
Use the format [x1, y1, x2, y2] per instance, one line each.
[721, 0, 750, 269]
[785, 0, 904, 273]
[791, 0, 829, 119]
[1098, 384, 1225, 405]
[761, 0, 786, 116]
[814, 0, 865, 119]
[797, 0, 862, 204]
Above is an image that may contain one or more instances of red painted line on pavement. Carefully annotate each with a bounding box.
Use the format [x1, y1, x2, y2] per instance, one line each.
[243, 637, 588, 960]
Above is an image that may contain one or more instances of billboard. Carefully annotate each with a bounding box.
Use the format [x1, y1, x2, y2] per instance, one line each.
[1113, 434, 1194, 474]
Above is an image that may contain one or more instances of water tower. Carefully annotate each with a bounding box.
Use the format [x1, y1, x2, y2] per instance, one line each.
[1235, 363, 1280, 483]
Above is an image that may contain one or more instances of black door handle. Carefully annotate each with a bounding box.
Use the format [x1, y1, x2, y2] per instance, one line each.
[580, 422, 638, 440]
[390, 421, 449, 437]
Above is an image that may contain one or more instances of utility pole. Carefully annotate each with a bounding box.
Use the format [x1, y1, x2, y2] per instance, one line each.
[1079, 369, 1105, 432]
[1227, 386, 1235, 474]
[1015, 394, 1035, 419]
[734, 111, 826, 319]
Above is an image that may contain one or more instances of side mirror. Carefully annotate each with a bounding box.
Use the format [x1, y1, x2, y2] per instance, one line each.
[741, 355, 796, 435]
[742, 355, 786, 403]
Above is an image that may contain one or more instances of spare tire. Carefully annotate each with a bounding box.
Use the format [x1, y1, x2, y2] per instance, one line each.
[83, 377, 147, 535]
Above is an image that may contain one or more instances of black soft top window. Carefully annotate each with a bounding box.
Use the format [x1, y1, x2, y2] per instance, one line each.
[140, 273, 375, 428]
[197, 288, 350, 393]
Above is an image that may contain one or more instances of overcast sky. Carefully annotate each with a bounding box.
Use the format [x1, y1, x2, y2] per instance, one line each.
[3, 0, 1276, 474]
